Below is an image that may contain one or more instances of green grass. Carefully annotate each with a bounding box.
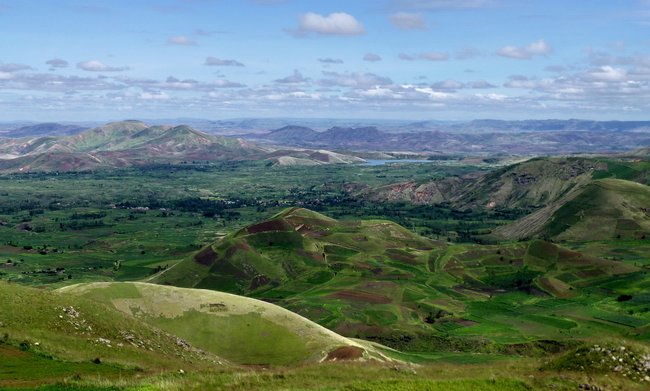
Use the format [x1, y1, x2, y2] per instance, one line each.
[60, 282, 389, 366]
[0, 345, 129, 389]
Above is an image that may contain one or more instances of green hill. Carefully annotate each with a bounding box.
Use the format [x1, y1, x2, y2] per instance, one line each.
[152, 208, 647, 349]
[0, 121, 367, 172]
[153, 207, 436, 296]
[496, 179, 650, 241]
[367, 157, 602, 210]
[60, 282, 390, 366]
[0, 281, 221, 373]
[459, 157, 602, 209]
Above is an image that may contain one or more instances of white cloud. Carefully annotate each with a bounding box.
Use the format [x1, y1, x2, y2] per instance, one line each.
[583, 66, 627, 82]
[212, 79, 246, 88]
[46, 58, 69, 69]
[139, 91, 170, 100]
[318, 58, 344, 64]
[469, 80, 496, 89]
[398, 52, 449, 61]
[77, 60, 129, 72]
[204, 57, 245, 67]
[320, 71, 393, 89]
[419, 51, 449, 61]
[275, 70, 309, 84]
[497, 39, 552, 60]
[503, 75, 537, 88]
[293, 12, 365, 36]
[167, 35, 197, 46]
[0, 63, 32, 72]
[390, 12, 427, 30]
[363, 53, 382, 62]
[431, 79, 464, 90]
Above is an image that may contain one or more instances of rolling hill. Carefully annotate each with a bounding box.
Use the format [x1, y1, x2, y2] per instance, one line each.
[367, 157, 604, 210]
[0, 280, 396, 387]
[455, 157, 605, 209]
[59, 282, 391, 366]
[495, 178, 650, 241]
[0, 121, 365, 172]
[0, 281, 222, 372]
[152, 208, 647, 349]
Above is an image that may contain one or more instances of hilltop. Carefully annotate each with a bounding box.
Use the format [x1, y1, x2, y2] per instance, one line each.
[496, 178, 650, 241]
[60, 282, 390, 366]
[367, 157, 603, 210]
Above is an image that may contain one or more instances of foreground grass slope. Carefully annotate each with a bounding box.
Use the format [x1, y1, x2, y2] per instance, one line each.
[0, 281, 221, 387]
[60, 281, 391, 366]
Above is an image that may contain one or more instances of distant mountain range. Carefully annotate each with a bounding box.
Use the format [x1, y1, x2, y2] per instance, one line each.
[0, 121, 363, 172]
[242, 121, 650, 154]
[3, 118, 650, 156]
[0, 122, 88, 138]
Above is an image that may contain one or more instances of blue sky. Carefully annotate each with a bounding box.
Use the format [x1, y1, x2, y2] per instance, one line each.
[1, 0, 649, 121]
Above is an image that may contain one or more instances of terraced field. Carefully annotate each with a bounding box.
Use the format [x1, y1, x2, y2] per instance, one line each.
[154, 208, 650, 351]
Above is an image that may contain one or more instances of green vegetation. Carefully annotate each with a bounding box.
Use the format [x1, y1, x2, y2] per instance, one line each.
[61, 282, 389, 366]
[1, 153, 650, 389]
[154, 208, 649, 352]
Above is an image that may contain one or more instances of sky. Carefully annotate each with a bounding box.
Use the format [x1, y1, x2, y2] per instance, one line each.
[1, 0, 650, 121]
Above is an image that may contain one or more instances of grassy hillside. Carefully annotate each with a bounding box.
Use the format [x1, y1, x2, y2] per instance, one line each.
[367, 157, 602, 211]
[152, 208, 649, 350]
[0, 281, 221, 376]
[60, 282, 391, 366]
[0, 121, 266, 172]
[2, 282, 648, 390]
[0, 121, 372, 172]
[457, 157, 601, 209]
[496, 179, 650, 241]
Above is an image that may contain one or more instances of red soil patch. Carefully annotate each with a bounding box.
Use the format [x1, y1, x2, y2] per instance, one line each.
[575, 269, 605, 278]
[450, 318, 477, 327]
[286, 216, 335, 229]
[246, 219, 289, 234]
[325, 346, 365, 361]
[360, 281, 395, 290]
[250, 274, 271, 290]
[334, 323, 385, 337]
[235, 241, 252, 251]
[297, 249, 325, 263]
[385, 249, 418, 265]
[329, 290, 392, 304]
[0, 345, 29, 359]
[444, 259, 463, 271]
[194, 246, 217, 266]
[302, 229, 330, 239]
